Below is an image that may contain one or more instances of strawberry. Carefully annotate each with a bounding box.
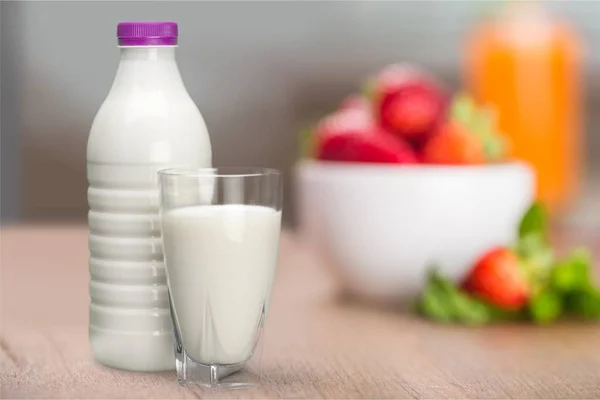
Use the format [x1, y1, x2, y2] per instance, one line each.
[421, 120, 485, 165]
[312, 101, 417, 164]
[316, 130, 417, 164]
[314, 110, 417, 164]
[462, 247, 530, 310]
[371, 64, 447, 140]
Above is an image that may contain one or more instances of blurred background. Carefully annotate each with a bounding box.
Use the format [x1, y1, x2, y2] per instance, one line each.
[1, 0, 599, 226]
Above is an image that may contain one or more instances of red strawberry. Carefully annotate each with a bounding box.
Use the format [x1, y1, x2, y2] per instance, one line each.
[314, 107, 417, 164]
[316, 130, 417, 164]
[372, 64, 447, 140]
[462, 247, 530, 310]
[421, 120, 485, 165]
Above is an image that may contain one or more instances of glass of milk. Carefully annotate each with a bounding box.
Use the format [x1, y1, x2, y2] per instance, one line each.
[158, 167, 282, 388]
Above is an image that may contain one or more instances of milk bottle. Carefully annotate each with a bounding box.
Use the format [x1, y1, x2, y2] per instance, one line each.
[87, 21, 211, 371]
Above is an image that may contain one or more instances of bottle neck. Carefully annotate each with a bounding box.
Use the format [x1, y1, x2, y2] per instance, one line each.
[111, 46, 185, 90]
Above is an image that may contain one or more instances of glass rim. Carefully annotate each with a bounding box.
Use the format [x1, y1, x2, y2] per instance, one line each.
[158, 167, 281, 178]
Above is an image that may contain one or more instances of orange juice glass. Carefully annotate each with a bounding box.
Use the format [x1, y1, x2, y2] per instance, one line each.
[465, 2, 583, 216]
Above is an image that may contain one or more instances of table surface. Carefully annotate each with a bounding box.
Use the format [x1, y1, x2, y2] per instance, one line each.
[1, 224, 599, 399]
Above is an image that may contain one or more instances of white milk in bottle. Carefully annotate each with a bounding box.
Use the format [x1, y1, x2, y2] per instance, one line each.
[87, 21, 211, 371]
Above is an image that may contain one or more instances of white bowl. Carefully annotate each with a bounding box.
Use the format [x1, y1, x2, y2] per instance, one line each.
[294, 160, 535, 303]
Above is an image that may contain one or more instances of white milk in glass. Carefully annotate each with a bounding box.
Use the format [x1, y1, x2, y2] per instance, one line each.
[161, 205, 281, 365]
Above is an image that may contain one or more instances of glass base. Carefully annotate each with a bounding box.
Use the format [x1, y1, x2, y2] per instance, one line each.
[175, 349, 260, 389]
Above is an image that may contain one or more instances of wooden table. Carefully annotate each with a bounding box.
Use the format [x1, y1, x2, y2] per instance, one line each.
[1, 225, 599, 399]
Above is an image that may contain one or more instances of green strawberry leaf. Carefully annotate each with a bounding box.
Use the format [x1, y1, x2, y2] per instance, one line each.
[451, 93, 477, 125]
[449, 93, 509, 162]
[482, 133, 509, 162]
[298, 127, 316, 160]
[564, 286, 600, 320]
[529, 289, 563, 324]
[515, 204, 554, 293]
[431, 269, 491, 325]
[516, 239, 555, 295]
[417, 269, 455, 323]
[419, 288, 454, 324]
[550, 247, 592, 293]
[516, 232, 550, 260]
[518, 202, 548, 241]
[361, 79, 377, 103]
[482, 302, 527, 322]
[526, 244, 597, 322]
[471, 106, 508, 161]
[452, 292, 495, 325]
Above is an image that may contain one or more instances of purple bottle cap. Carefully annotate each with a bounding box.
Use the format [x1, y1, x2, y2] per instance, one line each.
[117, 22, 178, 46]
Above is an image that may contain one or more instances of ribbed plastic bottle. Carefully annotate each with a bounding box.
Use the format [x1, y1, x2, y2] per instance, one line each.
[87, 21, 211, 371]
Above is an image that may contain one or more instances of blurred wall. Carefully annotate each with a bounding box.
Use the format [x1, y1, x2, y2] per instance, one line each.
[1, 1, 599, 223]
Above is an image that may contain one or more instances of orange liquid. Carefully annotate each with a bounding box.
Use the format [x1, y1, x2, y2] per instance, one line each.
[465, 9, 583, 215]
